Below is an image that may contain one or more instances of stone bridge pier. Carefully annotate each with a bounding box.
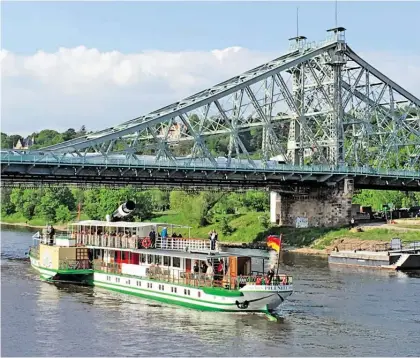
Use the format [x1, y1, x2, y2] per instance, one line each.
[270, 179, 354, 228]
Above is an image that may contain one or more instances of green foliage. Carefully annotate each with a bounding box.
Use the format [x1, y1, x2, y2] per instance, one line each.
[0, 188, 16, 215]
[259, 213, 271, 229]
[243, 191, 269, 212]
[35, 188, 74, 222]
[353, 190, 420, 210]
[55, 205, 73, 223]
[220, 217, 234, 235]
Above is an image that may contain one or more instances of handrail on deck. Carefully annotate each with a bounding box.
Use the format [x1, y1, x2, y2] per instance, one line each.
[72, 233, 219, 252]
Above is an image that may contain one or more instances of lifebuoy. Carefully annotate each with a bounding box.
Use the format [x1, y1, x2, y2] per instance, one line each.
[142, 237, 152, 249]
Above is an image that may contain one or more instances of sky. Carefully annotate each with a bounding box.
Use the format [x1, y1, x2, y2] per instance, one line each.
[1, 1, 420, 135]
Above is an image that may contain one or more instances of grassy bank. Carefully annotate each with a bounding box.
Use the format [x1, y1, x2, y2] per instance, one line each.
[310, 228, 419, 250]
[1, 213, 50, 227]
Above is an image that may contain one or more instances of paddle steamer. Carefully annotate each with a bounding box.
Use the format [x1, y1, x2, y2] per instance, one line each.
[28, 201, 293, 314]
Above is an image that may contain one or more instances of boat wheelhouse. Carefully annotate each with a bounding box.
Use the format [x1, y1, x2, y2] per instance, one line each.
[29, 213, 293, 314]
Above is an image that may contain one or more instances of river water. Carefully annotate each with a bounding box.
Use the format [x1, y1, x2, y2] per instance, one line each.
[1, 225, 419, 357]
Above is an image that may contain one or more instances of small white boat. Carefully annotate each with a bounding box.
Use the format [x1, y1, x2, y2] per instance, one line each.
[28, 201, 293, 314]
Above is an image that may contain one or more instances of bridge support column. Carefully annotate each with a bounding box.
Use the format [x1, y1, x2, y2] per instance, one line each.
[270, 179, 354, 228]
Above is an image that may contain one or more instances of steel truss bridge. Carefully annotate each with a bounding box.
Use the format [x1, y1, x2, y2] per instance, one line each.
[1, 28, 420, 191]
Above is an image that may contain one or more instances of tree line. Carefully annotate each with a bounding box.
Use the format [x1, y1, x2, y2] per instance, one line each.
[0, 186, 269, 227]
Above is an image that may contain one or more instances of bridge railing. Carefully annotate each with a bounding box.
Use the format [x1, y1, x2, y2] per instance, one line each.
[1, 152, 418, 179]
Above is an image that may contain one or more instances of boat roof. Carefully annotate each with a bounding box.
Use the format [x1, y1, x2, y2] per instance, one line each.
[70, 220, 191, 229]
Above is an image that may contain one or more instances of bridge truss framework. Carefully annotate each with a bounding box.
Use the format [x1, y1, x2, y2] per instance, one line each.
[1, 28, 419, 190]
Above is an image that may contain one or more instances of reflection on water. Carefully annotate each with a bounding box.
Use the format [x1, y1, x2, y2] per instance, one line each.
[1, 226, 420, 357]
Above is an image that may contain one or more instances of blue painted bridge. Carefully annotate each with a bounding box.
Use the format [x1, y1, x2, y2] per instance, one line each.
[1, 152, 419, 191]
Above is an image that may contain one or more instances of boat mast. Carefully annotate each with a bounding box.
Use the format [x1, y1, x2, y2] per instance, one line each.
[275, 234, 283, 277]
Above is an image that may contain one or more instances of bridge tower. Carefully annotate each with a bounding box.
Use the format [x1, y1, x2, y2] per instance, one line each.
[271, 27, 353, 228]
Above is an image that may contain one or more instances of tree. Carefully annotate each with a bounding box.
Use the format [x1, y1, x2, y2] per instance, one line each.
[62, 128, 77, 141]
[0, 188, 16, 215]
[243, 191, 269, 212]
[34, 187, 75, 222]
[55, 205, 73, 223]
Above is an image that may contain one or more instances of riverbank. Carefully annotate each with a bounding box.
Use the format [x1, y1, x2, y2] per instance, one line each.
[2, 215, 419, 256]
[0, 221, 67, 231]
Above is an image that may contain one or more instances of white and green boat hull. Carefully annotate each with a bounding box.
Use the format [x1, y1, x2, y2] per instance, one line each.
[93, 272, 293, 313]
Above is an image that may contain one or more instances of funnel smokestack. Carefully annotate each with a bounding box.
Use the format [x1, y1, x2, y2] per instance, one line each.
[110, 200, 136, 222]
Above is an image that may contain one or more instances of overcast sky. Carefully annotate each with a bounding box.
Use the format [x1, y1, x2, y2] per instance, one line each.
[1, 1, 420, 135]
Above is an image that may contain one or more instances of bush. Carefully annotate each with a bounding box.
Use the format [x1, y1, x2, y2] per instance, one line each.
[221, 217, 234, 235]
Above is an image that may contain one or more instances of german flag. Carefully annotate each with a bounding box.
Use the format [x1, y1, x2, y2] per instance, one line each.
[267, 235, 282, 252]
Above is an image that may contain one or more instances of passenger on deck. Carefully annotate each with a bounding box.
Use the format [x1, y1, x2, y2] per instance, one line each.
[49, 225, 55, 245]
[172, 232, 178, 238]
[215, 259, 224, 284]
[206, 264, 214, 280]
[267, 266, 275, 285]
[149, 229, 156, 248]
[161, 227, 168, 249]
[210, 230, 217, 251]
[193, 261, 200, 279]
[201, 261, 208, 274]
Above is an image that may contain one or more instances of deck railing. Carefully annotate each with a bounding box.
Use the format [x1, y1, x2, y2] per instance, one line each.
[93, 261, 292, 290]
[154, 237, 218, 252]
[71, 233, 219, 252]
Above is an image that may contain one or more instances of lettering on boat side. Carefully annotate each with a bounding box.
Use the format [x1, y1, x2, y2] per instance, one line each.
[263, 285, 290, 291]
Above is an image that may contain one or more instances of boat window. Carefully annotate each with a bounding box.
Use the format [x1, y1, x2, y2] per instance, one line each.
[126, 280, 130, 285]
[141, 254, 146, 263]
[116, 277, 120, 283]
[122, 252, 126, 260]
[163, 256, 170, 266]
[171, 287, 177, 293]
[147, 255, 153, 264]
[155, 255, 162, 265]
[136, 280, 141, 287]
[172, 257, 181, 268]
[198, 291, 201, 298]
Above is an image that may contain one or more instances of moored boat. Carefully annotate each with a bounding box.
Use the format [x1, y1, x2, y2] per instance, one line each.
[28, 201, 293, 314]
